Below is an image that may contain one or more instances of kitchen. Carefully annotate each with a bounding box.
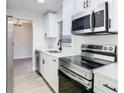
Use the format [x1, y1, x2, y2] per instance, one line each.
[6, 0, 118, 93]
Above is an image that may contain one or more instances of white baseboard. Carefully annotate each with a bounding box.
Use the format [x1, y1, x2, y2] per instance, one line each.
[14, 56, 32, 60]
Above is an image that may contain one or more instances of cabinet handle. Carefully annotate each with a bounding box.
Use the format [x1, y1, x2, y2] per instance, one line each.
[78, 77, 84, 81]
[53, 59, 56, 62]
[103, 84, 117, 92]
[86, 0, 89, 7]
[42, 59, 45, 64]
[109, 19, 111, 28]
[83, 1, 86, 8]
[45, 33, 47, 37]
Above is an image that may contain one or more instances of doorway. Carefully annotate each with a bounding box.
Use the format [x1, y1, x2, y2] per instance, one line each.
[13, 18, 33, 91]
[13, 19, 33, 60]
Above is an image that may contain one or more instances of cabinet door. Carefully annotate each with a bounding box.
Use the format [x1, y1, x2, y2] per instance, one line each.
[75, 0, 84, 14]
[90, 0, 106, 8]
[44, 14, 49, 37]
[49, 14, 58, 37]
[44, 13, 58, 38]
[107, 0, 118, 32]
[42, 54, 59, 93]
[94, 75, 118, 93]
[75, 0, 92, 14]
[51, 58, 58, 93]
[42, 54, 50, 82]
[46, 56, 58, 93]
[63, 0, 75, 36]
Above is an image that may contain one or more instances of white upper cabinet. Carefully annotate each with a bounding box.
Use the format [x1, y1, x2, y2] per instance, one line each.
[90, 0, 106, 8]
[63, 0, 75, 36]
[107, 0, 118, 32]
[44, 13, 58, 38]
[63, 0, 117, 33]
[75, 0, 91, 14]
[75, 0, 84, 14]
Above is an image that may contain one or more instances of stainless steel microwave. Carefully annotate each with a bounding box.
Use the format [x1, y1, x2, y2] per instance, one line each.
[72, 2, 111, 35]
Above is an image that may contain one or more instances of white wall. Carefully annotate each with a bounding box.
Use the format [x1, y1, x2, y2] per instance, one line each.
[7, 10, 48, 49]
[72, 34, 118, 49]
[14, 22, 32, 59]
[7, 10, 47, 71]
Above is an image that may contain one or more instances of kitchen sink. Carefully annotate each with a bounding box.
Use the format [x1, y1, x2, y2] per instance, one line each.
[46, 50, 62, 53]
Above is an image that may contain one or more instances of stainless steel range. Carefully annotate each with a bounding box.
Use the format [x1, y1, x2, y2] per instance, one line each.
[59, 44, 116, 93]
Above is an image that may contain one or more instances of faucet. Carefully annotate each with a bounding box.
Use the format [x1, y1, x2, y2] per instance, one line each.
[57, 39, 62, 51]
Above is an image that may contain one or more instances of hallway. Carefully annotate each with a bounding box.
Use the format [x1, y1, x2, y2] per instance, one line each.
[13, 58, 53, 93]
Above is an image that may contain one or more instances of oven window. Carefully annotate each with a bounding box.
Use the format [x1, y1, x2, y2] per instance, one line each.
[72, 15, 90, 31]
[59, 70, 92, 93]
[94, 10, 104, 28]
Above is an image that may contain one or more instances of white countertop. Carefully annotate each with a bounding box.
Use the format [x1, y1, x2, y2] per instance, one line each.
[93, 63, 118, 82]
[35, 47, 81, 58]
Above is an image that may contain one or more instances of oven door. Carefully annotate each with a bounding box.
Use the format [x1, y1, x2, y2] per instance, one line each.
[59, 66, 93, 93]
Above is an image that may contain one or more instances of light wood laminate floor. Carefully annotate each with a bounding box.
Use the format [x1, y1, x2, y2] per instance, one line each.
[13, 58, 53, 93]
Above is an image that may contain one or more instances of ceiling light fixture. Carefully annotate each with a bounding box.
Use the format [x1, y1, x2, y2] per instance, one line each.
[14, 19, 22, 27]
[37, 0, 46, 4]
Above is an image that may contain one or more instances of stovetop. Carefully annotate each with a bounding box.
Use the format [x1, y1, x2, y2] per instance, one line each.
[60, 55, 106, 70]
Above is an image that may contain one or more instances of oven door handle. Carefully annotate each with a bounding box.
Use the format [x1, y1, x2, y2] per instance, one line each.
[59, 68, 91, 89]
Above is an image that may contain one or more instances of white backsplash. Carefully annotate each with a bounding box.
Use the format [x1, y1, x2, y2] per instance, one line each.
[44, 38, 58, 49]
[72, 34, 118, 49]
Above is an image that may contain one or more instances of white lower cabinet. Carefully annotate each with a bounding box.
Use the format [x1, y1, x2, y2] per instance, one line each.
[40, 53, 58, 93]
[94, 75, 118, 93]
[94, 87, 106, 93]
[48, 56, 58, 93]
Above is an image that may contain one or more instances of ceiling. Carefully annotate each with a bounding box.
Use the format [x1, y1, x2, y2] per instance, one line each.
[7, 0, 63, 15]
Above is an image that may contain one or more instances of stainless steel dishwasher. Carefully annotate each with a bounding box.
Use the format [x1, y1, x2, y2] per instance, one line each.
[35, 50, 41, 73]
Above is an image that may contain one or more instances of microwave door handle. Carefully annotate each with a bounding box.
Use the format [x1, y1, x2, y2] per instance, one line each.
[90, 11, 93, 32]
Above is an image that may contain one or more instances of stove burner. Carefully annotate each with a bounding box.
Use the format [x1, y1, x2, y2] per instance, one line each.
[80, 59, 104, 69]
[60, 56, 105, 70]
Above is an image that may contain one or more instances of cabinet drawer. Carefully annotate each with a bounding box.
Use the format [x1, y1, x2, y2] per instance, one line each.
[47, 55, 58, 62]
[94, 75, 118, 93]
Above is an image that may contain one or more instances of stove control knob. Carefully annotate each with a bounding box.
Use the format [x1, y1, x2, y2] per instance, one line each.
[104, 47, 107, 50]
[109, 47, 113, 51]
